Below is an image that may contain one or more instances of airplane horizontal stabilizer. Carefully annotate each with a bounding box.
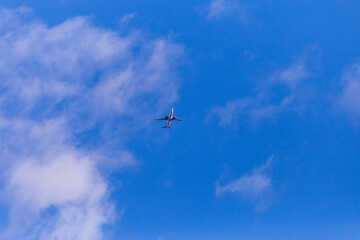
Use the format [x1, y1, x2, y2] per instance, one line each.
[162, 126, 171, 128]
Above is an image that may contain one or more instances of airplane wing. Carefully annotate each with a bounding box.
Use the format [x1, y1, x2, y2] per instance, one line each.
[174, 118, 182, 121]
[155, 118, 167, 120]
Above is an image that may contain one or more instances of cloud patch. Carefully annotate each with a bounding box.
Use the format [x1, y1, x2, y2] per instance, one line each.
[0, 7, 183, 240]
[209, 46, 320, 126]
[336, 61, 360, 125]
[6, 150, 110, 240]
[216, 156, 274, 211]
[207, 0, 247, 22]
[0, 118, 111, 240]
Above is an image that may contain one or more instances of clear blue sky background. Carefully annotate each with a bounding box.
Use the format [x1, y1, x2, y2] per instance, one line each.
[0, 1, 360, 240]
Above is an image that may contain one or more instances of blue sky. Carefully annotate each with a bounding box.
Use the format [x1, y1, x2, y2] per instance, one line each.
[0, 1, 359, 240]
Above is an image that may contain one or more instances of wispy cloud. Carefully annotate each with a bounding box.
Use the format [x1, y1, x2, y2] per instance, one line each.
[0, 118, 111, 240]
[216, 155, 274, 211]
[0, 7, 183, 240]
[208, 46, 320, 127]
[7, 149, 110, 240]
[120, 13, 136, 24]
[335, 61, 360, 126]
[207, 0, 247, 22]
[0, 8, 182, 118]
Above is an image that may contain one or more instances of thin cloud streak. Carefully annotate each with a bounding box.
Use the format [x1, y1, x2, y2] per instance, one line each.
[207, 0, 247, 22]
[336, 61, 360, 126]
[208, 46, 320, 126]
[216, 155, 274, 211]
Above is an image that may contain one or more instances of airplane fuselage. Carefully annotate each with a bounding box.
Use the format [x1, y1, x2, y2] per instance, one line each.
[166, 108, 174, 127]
[169, 108, 174, 118]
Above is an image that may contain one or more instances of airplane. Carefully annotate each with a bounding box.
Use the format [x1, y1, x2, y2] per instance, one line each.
[155, 108, 182, 128]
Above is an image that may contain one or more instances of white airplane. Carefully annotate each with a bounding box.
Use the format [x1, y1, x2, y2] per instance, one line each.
[155, 108, 182, 128]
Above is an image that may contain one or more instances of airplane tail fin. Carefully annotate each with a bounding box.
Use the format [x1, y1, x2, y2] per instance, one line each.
[162, 126, 171, 128]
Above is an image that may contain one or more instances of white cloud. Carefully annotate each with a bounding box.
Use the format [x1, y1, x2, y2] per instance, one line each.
[9, 154, 102, 210]
[0, 15, 130, 106]
[0, 118, 111, 240]
[209, 46, 320, 126]
[0, 8, 182, 119]
[93, 39, 182, 117]
[336, 62, 360, 125]
[207, 0, 247, 22]
[0, 7, 183, 240]
[120, 13, 136, 24]
[216, 156, 274, 211]
[6, 151, 110, 240]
